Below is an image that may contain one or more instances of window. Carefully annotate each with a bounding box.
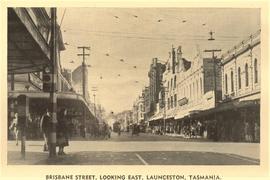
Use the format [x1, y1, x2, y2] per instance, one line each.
[254, 58, 258, 83]
[189, 84, 192, 99]
[196, 80, 199, 98]
[170, 96, 172, 109]
[225, 74, 228, 94]
[174, 94, 177, 107]
[174, 76, 176, 89]
[231, 71, 234, 92]
[245, 63, 249, 87]
[238, 67, 241, 89]
[200, 78, 203, 95]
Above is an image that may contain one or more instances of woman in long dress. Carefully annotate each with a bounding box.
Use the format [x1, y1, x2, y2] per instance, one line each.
[57, 108, 69, 155]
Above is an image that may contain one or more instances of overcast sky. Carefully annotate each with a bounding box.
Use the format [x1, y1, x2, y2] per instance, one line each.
[57, 8, 260, 114]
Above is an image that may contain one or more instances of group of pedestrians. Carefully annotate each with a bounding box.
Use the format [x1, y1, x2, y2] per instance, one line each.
[40, 108, 69, 155]
[9, 108, 70, 156]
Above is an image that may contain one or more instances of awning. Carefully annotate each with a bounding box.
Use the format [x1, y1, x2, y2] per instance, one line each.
[149, 112, 163, 121]
[8, 8, 65, 74]
[8, 91, 95, 119]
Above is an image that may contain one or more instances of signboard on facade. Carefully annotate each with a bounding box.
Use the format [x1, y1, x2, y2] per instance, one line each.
[178, 97, 188, 106]
[28, 73, 42, 90]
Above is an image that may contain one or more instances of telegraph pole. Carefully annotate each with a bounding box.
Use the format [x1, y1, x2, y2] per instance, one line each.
[77, 46, 90, 98]
[49, 7, 57, 157]
[77, 46, 90, 138]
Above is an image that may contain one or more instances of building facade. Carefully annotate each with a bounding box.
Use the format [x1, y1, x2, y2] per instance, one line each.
[217, 30, 261, 142]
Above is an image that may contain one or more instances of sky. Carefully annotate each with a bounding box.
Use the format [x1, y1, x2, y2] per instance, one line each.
[57, 8, 260, 114]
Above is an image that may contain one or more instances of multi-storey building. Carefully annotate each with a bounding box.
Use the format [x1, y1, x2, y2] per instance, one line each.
[147, 58, 166, 116]
[217, 30, 261, 142]
[7, 8, 95, 140]
[132, 96, 145, 125]
[149, 45, 222, 136]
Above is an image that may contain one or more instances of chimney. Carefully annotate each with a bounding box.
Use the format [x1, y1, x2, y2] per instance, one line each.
[177, 46, 182, 72]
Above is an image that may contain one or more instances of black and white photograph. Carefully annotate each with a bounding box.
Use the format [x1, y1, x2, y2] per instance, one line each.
[1, 1, 269, 179]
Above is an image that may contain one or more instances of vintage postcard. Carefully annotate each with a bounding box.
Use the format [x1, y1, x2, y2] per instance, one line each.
[0, 0, 269, 180]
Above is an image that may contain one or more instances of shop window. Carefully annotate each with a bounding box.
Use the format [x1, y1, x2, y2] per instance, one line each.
[231, 71, 234, 92]
[254, 58, 258, 83]
[245, 63, 249, 87]
[238, 67, 241, 89]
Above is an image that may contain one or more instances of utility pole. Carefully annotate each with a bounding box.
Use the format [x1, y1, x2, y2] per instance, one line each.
[77, 46, 90, 138]
[49, 7, 57, 157]
[92, 87, 98, 124]
[77, 46, 90, 98]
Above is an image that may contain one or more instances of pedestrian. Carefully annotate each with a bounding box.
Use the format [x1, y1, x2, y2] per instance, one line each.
[9, 112, 19, 146]
[57, 108, 69, 155]
[40, 109, 51, 151]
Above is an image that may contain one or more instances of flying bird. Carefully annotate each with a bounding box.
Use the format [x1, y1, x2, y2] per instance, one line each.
[133, 66, 137, 69]
[114, 16, 119, 19]
[182, 20, 186, 23]
[105, 53, 110, 56]
[100, 76, 103, 79]
[120, 59, 124, 62]
[202, 23, 206, 26]
[118, 74, 121, 77]
[133, 15, 138, 18]
[70, 60, 74, 63]
[157, 19, 162, 22]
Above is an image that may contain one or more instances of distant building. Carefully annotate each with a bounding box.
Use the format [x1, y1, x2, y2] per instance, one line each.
[114, 110, 133, 131]
[148, 58, 166, 116]
[72, 65, 90, 102]
[132, 96, 145, 125]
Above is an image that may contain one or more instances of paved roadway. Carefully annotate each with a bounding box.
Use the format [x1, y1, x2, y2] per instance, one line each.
[7, 132, 260, 165]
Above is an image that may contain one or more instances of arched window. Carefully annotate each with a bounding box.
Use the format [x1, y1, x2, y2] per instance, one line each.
[196, 80, 199, 97]
[225, 74, 228, 94]
[189, 84, 192, 99]
[238, 67, 241, 89]
[245, 63, 249, 87]
[200, 78, 203, 95]
[231, 71, 234, 92]
[254, 58, 258, 83]
[174, 76, 177, 89]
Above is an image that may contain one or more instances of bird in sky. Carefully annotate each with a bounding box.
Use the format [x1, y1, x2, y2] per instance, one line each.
[118, 74, 121, 77]
[114, 16, 119, 19]
[70, 60, 74, 63]
[120, 59, 124, 62]
[182, 20, 187, 23]
[100, 76, 103, 79]
[157, 19, 162, 22]
[105, 53, 110, 56]
[133, 66, 137, 69]
[133, 15, 138, 18]
[202, 23, 206, 26]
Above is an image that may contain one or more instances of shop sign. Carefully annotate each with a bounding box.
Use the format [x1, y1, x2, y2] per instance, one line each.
[28, 73, 42, 90]
[178, 97, 188, 106]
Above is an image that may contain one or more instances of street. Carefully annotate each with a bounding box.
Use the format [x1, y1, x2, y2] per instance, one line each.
[8, 132, 260, 165]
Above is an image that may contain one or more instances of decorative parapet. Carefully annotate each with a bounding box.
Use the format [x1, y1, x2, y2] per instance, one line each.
[221, 30, 261, 65]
